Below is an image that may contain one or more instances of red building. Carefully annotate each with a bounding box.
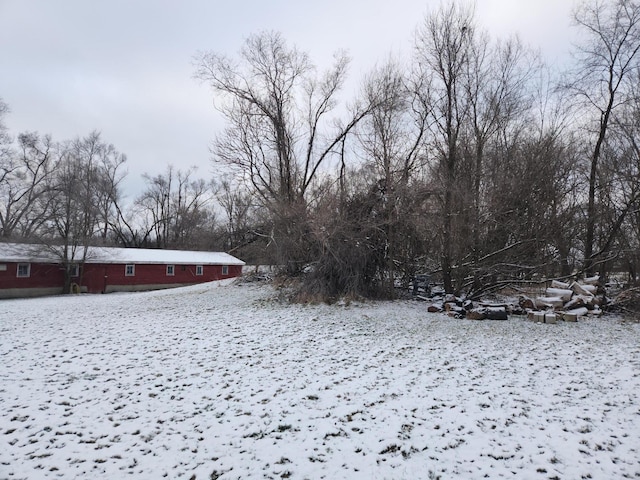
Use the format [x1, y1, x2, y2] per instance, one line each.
[0, 243, 245, 299]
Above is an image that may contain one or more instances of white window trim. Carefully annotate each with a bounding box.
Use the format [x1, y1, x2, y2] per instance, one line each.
[166, 265, 175, 276]
[125, 264, 135, 276]
[196, 265, 203, 276]
[70, 264, 79, 277]
[17, 263, 31, 278]
[222, 265, 229, 276]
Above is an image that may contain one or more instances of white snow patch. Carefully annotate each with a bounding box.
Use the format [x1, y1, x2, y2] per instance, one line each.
[1, 280, 639, 479]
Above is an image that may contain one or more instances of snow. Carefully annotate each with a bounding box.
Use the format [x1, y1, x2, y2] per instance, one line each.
[0, 242, 245, 265]
[1, 280, 639, 479]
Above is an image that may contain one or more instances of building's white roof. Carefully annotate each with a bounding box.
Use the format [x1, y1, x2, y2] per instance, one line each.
[0, 243, 245, 266]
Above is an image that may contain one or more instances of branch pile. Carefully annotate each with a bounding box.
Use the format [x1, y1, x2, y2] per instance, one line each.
[608, 287, 640, 315]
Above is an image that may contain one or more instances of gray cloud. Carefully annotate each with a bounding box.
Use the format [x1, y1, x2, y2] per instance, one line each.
[0, 0, 577, 199]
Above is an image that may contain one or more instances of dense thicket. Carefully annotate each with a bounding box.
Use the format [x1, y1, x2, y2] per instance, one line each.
[2, 0, 639, 298]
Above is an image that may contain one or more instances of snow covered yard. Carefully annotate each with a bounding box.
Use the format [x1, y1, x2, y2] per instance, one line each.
[1, 280, 639, 480]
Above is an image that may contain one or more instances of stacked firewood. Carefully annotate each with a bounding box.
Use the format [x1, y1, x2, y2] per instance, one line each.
[522, 276, 605, 323]
[424, 276, 606, 322]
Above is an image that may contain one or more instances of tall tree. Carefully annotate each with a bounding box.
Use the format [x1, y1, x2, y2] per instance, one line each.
[215, 177, 255, 253]
[43, 132, 126, 292]
[570, 0, 640, 274]
[195, 31, 371, 272]
[0, 132, 58, 238]
[0, 98, 11, 164]
[355, 60, 430, 295]
[414, 1, 475, 293]
[463, 35, 534, 273]
[136, 166, 213, 249]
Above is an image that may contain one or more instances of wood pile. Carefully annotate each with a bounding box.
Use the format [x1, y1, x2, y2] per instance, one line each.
[522, 276, 605, 323]
[427, 294, 517, 320]
[423, 276, 607, 322]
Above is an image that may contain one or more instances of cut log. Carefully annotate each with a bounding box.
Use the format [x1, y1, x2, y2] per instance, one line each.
[575, 293, 595, 305]
[444, 294, 462, 306]
[563, 312, 578, 322]
[444, 302, 459, 312]
[533, 312, 545, 323]
[544, 313, 557, 324]
[571, 282, 593, 296]
[590, 306, 603, 316]
[519, 296, 535, 310]
[427, 304, 443, 313]
[535, 296, 564, 309]
[583, 275, 600, 285]
[486, 307, 508, 320]
[445, 304, 465, 318]
[467, 308, 487, 320]
[545, 288, 573, 302]
[551, 280, 571, 289]
[564, 296, 585, 310]
[581, 284, 598, 295]
[567, 307, 589, 317]
[527, 311, 536, 321]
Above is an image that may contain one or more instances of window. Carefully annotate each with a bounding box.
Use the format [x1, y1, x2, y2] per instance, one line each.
[70, 264, 79, 277]
[0, 264, 7, 271]
[166, 265, 175, 276]
[125, 264, 135, 276]
[196, 265, 203, 276]
[17, 263, 31, 278]
[222, 265, 229, 276]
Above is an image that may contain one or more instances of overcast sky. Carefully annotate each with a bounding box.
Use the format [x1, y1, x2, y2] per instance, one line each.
[0, 0, 578, 199]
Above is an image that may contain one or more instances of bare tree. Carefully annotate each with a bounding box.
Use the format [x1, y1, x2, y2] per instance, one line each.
[463, 34, 536, 274]
[136, 166, 213, 249]
[569, 0, 640, 274]
[36, 132, 127, 292]
[613, 74, 640, 282]
[215, 177, 255, 253]
[0, 98, 11, 165]
[352, 59, 430, 295]
[136, 167, 174, 247]
[171, 171, 213, 248]
[591, 87, 640, 279]
[195, 31, 371, 272]
[44, 146, 95, 292]
[414, 1, 475, 293]
[91, 136, 127, 241]
[0, 132, 58, 238]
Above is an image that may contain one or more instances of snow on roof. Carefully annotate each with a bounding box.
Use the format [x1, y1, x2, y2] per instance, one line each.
[0, 243, 244, 266]
[0, 243, 55, 263]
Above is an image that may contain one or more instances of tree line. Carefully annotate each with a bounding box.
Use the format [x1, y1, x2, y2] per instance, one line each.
[2, 0, 640, 299]
[0, 124, 258, 256]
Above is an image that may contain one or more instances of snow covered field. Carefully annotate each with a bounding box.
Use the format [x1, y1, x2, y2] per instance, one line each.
[1, 279, 639, 479]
